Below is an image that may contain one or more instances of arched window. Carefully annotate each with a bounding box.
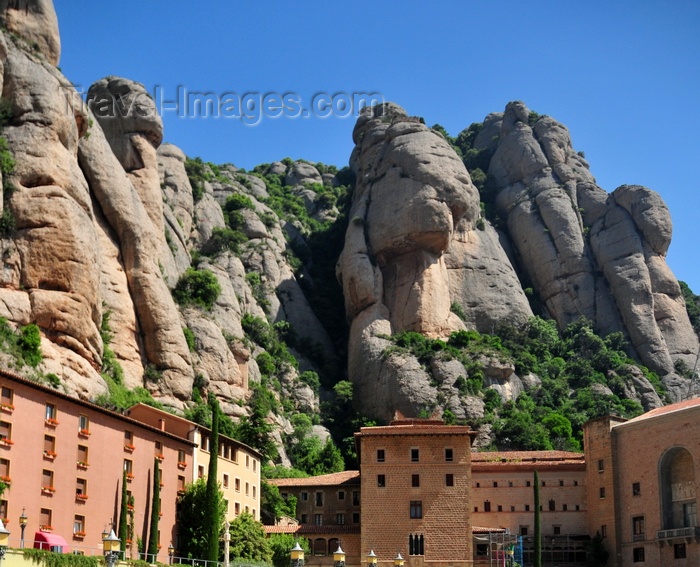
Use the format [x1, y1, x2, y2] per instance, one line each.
[313, 538, 327, 556]
[659, 446, 697, 530]
[328, 539, 340, 555]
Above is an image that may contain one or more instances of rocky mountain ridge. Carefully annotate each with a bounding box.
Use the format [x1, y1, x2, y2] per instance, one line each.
[0, 0, 697, 458]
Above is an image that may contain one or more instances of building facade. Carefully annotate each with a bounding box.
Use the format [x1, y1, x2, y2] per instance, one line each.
[0, 370, 195, 559]
[583, 399, 700, 567]
[126, 404, 262, 523]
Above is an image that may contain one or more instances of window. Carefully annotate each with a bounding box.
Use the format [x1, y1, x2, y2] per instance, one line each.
[155, 440, 163, 457]
[246, 455, 250, 468]
[377, 449, 385, 462]
[559, 480, 564, 486]
[300, 514, 307, 524]
[574, 480, 578, 486]
[45, 403, 57, 421]
[549, 499, 555, 511]
[253, 486, 256, 499]
[377, 474, 386, 487]
[563, 504, 568, 511]
[352, 512, 360, 523]
[44, 435, 56, 457]
[0, 387, 12, 408]
[253, 459, 256, 472]
[526, 480, 531, 487]
[510, 506, 515, 512]
[476, 482, 480, 487]
[0, 499, 7, 520]
[493, 481, 498, 487]
[235, 478, 241, 492]
[553, 525, 561, 535]
[601, 525, 607, 538]
[408, 534, 424, 556]
[178, 449, 186, 463]
[446, 474, 454, 487]
[245, 482, 249, 496]
[40, 508, 52, 530]
[599, 487, 606, 498]
[78, 414, 89, 433]
[410, 501, 422, 519]
[301, 491, 308, 501]
[0, 421, 11, 442]
[234, 502, 240, 516]
[42, 469, 54, 490]
[201, 435, 209, 452]
[520, 526, 528, 536]
[74, 515, 85, 534]
[222, 474, 229, 489]
[445, 448, 453, 462]
[177, 476, 186, 492]
[314, 514, 323, 525]
[674, 543, 686, 559]
[0, 458, 9, 481]
[335, 513, 345, 525]
[315, 491, 323, 506]
[497, 505, 502, 512]
[123, 459, 132, 474]
[598, 459, 604, 472]
[198, 465, 204, 479]
[632, 516, 645, 540]
[542, 481, 546, 487]
[632, 547, 645, 562]
[508, 481, 513, 487]
[338, 490, 345, 500]
[411, 474, 420, 487]
[78, 445, 89, 466]
[632, 482, 641, 496]
[76, 478, 87, 496]
[484, 501, 491, 512]
[352, 491, 360, 506]
[576, 505, 580, 511]
[525, 505, 530, 512]
[411, 448, 419, 462]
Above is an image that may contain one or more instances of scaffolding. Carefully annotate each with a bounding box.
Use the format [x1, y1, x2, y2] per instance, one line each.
[473, 531, 521, 567]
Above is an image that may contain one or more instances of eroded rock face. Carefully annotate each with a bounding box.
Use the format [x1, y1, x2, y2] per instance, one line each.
[338, 103, 530, 422]
[0, 0, 60, 65]
[485, 101, 699, 399]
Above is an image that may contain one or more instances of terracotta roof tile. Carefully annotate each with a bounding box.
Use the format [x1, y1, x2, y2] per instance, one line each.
[264, 525, 360, 535]
[625, 397, 700, 422]
[268, 470, 360, 487]
[472, 450, 585, 468]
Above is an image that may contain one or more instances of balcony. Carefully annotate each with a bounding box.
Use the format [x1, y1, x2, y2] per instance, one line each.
[657, 526, 700, 544]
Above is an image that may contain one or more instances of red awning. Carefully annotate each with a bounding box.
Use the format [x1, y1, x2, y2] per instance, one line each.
[33, 532, 70, 553]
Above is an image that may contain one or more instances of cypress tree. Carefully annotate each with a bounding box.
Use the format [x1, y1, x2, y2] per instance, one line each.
[147, 458, 161, 560]
[118, 469, 128, 554]
[204, 393, 221, 562]
[534, 470, 542, 567]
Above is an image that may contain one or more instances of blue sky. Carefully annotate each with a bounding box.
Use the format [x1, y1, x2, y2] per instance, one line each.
[54, 1, 700, 292]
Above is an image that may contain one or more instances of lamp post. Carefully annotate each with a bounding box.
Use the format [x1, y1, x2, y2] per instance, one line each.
[393, 553, 404, 567]
[367, 550, 378, 567]
[168, 543, 175, 566]
[0, 519, 10, 560]
[102, 528, 121, 567]
[19, 508, 27, 549]
[333, 544, 346, 567]
[290, 541, 305, 567]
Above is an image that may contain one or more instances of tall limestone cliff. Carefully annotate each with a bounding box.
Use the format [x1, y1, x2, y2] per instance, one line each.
[0, 1, 698, 453]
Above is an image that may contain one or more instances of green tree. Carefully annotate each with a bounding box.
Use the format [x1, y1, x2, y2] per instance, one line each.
[234, 385, 278, 462]
[586, 531, 609, 566]
[261, 481, 296, 525]
[147, 458, 161, 560]
[172, 267, 221, 310]
[204, 394, 221, 563]
[118, 469, 128, 554]
[268, 534, 310, 567]
[176, 478, 225, 559]
[534, 470, 542, 567]
[228, 512, 272, 563]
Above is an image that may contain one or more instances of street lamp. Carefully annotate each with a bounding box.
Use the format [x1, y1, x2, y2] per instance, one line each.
[367, 550, 378, 567]
[290, 541, 305, 567]
[168, 543, 175, 565]
[19, 508, 27, 549]
[0, 519, 10, 560]
[394, 553, 404, 567]
[333, 544, 346, 567]
[102, 528, 121, 567]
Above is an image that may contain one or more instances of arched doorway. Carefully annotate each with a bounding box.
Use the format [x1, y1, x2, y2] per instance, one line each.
[659, 446, 697, 529]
